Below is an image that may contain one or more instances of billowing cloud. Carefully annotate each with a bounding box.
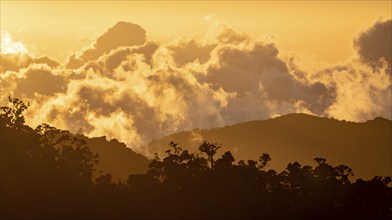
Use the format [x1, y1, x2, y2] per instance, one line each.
[167, 38, 216, 66]
[1, 20, 390, 157]
[66, 21, 146, 69]
[0, 53, 59, 73]
[0, 32, 28, 55]
[0, 53, 32, 72]
[33, 56, 60, 68]
[14, 65, 66, 98]
[310, 60, 391, 121]
[354, 19, 391, 65]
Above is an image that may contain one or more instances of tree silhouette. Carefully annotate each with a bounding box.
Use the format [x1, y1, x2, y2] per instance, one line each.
[0, 96, 29, 127]
[1, 97, 102, 219]
[258, 153, 271, 169]
[198, 140, 220, 169]
[1, 98, 391, 219]
[215, 151, 235, 170]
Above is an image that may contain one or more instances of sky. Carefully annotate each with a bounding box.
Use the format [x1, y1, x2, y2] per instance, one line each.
[0, 1, 391, 155]
[1, 1, 390, 70]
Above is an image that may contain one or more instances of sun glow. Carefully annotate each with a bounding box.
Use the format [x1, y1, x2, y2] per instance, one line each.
[0, 32, 28, 54]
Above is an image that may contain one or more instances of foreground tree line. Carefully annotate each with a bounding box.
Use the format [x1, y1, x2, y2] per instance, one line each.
[1, 98, 391, 219]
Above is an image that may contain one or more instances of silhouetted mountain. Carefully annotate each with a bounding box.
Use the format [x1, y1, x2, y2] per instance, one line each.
[84, 136, 149, 182]
[2, 98, 391, 219]
[148, 113, 392, 179]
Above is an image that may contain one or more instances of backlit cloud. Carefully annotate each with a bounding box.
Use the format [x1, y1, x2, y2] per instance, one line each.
[66, 22, 147, 69]
[0, 32, 28, 55]
[1, 20, 390, 156]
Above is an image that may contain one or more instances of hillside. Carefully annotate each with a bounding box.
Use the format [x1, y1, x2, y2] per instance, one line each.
[84, 137, 149, 182]
[147, 113, 392, 179]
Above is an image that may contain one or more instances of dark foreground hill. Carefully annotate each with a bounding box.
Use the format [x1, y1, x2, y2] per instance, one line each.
[2, 98, 391, 219]
[148, 113, 392, 179]
[84, 136, 149, 182]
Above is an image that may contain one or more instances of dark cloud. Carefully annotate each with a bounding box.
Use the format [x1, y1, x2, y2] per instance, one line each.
[93, 21, 146, 56]
[208, 43, 286, 93]
[202, 42, 331, 117]
[14, 65, 67, 98]
[0, 54, 32, 73]
[33, 56, 60, 68]
[66, 21, 146, 69]
[104, 41, 159, 72]
[0, 54, 60, 73]
[66, 54, 85, 69]
[168, 39, 216, 66]
[354, 19, 391, 65]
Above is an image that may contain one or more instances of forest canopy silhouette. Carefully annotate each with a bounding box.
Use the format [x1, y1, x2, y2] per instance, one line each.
[1, 97, 391, 219]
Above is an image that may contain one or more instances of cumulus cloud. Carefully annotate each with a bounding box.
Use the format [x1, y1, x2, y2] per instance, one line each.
[1, 20, 391, 156]
[0, 32, 28, 54]
[0, 63, 67, 103]
[354, 19, 391, 65]
[66, 21, 147, 69]
[33, 56, 60, 68]
[167, 38, 216, 66]
[0, 53, 32, 72]
[0, 53, 59, 73]
[14, 65, 66, 98]
[310, 60, 391, 121]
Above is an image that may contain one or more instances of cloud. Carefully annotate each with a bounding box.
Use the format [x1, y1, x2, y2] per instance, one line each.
[34, 56, 60, 68]
[2, 20, 391, 157]
[14, 65, 66, 98]
[66, 21, 146, 69]
[167, 38, 216, 66]
[86, 41, 159, 75]
[200, 40, 332, 119]
[1, 53, 59, 73]
[0, 64, 67, 101]
[0, 32, 28, 54]
[0, 53, 32, 72]
[354, 19, 391, 65]
[310, 60, 391, 121]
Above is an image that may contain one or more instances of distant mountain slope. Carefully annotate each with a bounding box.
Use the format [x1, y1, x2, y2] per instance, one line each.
[84, 137, 149, 182]
[147, 113, 392, 179]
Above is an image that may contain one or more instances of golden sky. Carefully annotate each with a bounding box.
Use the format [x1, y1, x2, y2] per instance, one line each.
[1, 1, 391, 69]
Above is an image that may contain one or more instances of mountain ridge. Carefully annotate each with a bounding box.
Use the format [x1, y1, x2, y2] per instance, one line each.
[147, 113, 392, 180]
